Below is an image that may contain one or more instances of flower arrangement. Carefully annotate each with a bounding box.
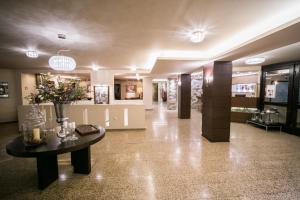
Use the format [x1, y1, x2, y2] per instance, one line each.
[26, 75, 88, 104]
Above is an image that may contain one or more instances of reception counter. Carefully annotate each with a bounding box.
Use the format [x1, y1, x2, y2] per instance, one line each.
[18, 104, 146, 131]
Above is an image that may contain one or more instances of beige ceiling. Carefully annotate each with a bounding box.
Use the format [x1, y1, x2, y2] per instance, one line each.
[0, 0, 300, 73]
[233, 42, 300, 68]
[152, 19, 300, 75]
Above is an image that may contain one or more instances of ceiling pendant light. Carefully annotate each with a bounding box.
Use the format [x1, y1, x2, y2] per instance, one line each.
[190, 30, 205, 43]
[49, 55, 76, 71]
[245, 57, 266, 65]
[48, 33, 76, 71]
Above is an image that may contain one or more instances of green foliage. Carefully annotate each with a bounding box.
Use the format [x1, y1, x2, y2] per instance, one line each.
[26, 75, 88, 104]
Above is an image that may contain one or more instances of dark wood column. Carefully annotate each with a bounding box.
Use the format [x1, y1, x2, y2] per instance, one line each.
[178, 74, 191, 119]
[202, 61, 232, 142]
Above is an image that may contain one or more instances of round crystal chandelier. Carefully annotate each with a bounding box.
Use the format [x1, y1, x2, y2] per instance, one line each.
[49, 55, 76, 71]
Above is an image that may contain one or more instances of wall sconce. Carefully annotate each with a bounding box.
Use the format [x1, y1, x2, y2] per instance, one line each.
[178, 81, 182, 86]
[205, 75, 213, 85]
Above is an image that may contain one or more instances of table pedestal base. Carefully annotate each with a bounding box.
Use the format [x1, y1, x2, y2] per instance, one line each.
[36, 155, 58, 190]
[71, 146, 91, 174]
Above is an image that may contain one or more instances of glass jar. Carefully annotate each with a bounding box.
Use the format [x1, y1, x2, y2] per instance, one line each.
[22, 104, 46, 144]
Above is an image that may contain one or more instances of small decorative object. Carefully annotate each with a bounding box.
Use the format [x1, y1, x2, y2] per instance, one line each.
[22, 104, 46, 146]
[67, 122, 78, 140]
[0, 81, 8, 98]
[75, 125, 99, 136]
[26, 75, 87, 142]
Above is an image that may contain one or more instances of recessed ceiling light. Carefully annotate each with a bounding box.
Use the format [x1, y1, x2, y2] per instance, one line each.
[92, 64, 99, 71]
[130, 66, 137, 71]
[26, 50, 39, 58]
[245, 57, 266, 65]
[136, 73, 140, 80]
[190, 30, 205, 43]
[58, 33, 66, 39]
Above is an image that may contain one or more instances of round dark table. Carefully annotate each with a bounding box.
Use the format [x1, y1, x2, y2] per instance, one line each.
[6, 128, 105, 190]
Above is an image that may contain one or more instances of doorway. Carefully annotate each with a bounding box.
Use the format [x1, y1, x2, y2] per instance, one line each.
[260, 62, 300, 135]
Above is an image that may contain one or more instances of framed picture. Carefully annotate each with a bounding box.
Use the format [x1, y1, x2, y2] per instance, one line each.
[94, 85, 109, 104]
[265, 84, 276, 98]
[0, 82, 8, 98]
[126, 85, 136, 93]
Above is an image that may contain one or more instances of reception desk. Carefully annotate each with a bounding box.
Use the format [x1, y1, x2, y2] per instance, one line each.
[18, 104, 146, 131]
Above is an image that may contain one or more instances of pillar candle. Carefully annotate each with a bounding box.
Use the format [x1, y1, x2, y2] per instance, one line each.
[83, 109, 88, 124]
[33, 128, 40, 141]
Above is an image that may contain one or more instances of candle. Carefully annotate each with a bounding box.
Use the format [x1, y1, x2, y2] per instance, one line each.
[83, 109, 88, 124]
[63, 121, 68, 128]
[33, 128, 40, 141]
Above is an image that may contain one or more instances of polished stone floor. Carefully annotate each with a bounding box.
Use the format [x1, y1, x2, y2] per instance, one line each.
[1, 103, 300, 199]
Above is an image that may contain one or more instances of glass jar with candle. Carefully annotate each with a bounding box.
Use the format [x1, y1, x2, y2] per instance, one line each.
[22, 104, 46, 145]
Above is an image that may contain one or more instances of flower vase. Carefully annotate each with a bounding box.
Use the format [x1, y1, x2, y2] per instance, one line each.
[53, 103, 69, 141]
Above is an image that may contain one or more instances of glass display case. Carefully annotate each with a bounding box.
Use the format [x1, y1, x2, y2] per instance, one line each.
[231, 97, 259, 123]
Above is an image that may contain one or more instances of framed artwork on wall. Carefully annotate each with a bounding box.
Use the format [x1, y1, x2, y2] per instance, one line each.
[94, 85, 109, 104]
[265, 84, 276, 98]
[0, 82, 8, 98]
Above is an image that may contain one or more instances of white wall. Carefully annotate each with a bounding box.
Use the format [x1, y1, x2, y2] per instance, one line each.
[0, 69, 18, 122]
[18, 104, 146, 130]
[17, 69, 147, 107]
[91, 70, 144, 105]
[21, 73, 36, 105]
[143, 77, 153, 109]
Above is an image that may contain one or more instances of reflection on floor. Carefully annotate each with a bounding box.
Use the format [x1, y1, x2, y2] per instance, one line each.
[1, 103, 300, 199]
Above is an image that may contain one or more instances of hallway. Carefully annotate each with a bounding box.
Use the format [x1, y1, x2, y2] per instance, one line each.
[1, 104, 300, 199]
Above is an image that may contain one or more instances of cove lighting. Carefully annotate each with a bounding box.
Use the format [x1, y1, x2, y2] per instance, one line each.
[232, 71, 258, 77]
[49, 55, 76, 71]
[26, 50, 39, 58]
[152, 79, 168, 82]
[245, 57, 266, 65]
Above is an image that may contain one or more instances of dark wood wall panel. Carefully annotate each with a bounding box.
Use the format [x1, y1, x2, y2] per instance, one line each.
[231, 97, 259, 108]
[202, 61, 232, 142]
[178, 74, 191, 119]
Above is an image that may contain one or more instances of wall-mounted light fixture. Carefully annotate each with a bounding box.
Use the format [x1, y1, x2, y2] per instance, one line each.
[205, 75, 213, 85]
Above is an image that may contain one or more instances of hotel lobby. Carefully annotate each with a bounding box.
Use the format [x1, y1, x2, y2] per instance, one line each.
[1, 0, 300, 199]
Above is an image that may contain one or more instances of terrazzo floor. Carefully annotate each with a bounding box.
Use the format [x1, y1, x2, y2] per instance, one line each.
[1, 103, 300, 199]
